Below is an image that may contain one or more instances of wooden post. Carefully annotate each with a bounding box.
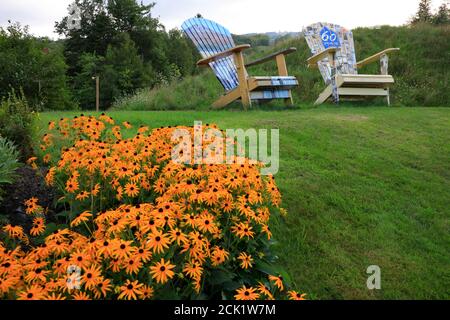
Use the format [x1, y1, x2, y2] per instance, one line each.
[93, 76, 100, 112]
[327, 51, 339, 104]
[276, 54, 294, 105]
[275, 54, 288, 76]
[233, 52, 251, 110]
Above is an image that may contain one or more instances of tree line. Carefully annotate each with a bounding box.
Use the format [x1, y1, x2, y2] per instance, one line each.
[0, 0, 199, 110]
[411, 0, 449, 25]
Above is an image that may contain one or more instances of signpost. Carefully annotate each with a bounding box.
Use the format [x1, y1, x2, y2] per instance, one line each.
[92, 76, 100, 112]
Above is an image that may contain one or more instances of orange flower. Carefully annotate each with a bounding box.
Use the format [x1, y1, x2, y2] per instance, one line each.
[122, 121, 132, 129]
[65, 179, 79, 193]
[147, 230, 171, 254]
[124, 182, 140, 198]
[75, 191, 90, 201]
[24, 197, 42, 215]
[45, 293, 66, 300]
[268, 275, 284, 291]
[237, 252, 253, 269]
[183, 261, 203, 280]
[30, 217, 46, 236]
[288, 290, 307, 300]
[234, 286, 260, 300]
[150, 258, 176, 284]
[3, 225, 24, 239]
[17, 285, 46, 300]
[257, 282, 274, 300]
[118, 280, 143, 300]
[82, 265, 103, 290]
[124, 257, 143, 275]
[139, 285, 154, 300]
[168, 228, 189, 246]
[93, 278, 112, 299]
[72, 291, 91, 300]
[232, 222, 254, 239]
[24, 268, 50, 283]
[70, 211, 92, 228]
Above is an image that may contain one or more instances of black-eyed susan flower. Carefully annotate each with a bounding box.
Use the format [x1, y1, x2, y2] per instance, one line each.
[118, 280, 143, 300]
[237, 252, 254, 269]
[288, 290, 307, 300]
[234, 286, 260, 300]
[30, 217, 46, 236]
[268, 275, 284, 291]
[150, 258, 175, 284]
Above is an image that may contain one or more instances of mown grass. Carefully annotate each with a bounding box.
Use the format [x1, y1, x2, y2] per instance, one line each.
[37, 106, 450, 299]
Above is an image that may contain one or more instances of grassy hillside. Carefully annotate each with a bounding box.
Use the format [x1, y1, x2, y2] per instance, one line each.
[112, 24, 450, 110]
[37, 107, 450, 299]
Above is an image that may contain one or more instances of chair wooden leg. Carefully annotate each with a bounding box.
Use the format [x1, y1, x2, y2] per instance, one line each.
[315, 85, 333, 105]
[233, 52, 251, 110]
[285, 90, 294, 106]
[212, 88, 241, 109]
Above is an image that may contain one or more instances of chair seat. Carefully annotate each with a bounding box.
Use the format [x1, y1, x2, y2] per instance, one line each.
[249, 76, 298, 91]
[250, 90, 291, 100]
[337, 74, 394, 88]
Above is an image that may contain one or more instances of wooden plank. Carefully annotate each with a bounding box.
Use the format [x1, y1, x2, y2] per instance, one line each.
[245, 48, 297, 68]
[212, 88, 241, 109]
[314, 84, 333, 105]
[233, 52, 251, 109]
[307, 47, 338, 68]
[340, 74, 395, 81]
[197, 45, 251, 66]
[357, 48, 400, 68]
[276, 54, 288, 76]
[338, 87, 389, 96]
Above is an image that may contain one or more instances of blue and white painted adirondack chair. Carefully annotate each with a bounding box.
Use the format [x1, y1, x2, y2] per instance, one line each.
[303, 22, 400, 105]
[182, 17, 299, 109]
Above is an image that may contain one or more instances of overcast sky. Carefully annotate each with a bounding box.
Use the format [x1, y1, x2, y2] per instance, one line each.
[0, 0, 447, 38]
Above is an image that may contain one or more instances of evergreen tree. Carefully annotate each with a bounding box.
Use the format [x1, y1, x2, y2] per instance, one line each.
[433, 3, 449, 24]
[412, 0, 434, 24]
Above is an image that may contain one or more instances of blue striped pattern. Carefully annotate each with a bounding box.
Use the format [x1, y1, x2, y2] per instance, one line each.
[251, 90, 291, 100]
[270, 77, 298, 87]
[181, 18, 239, 91]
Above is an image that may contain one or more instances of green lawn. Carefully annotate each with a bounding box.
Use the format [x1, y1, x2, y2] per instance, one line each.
[37, 106, 450, 300]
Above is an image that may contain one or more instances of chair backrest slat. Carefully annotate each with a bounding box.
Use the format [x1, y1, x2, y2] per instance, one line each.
[182, 17, 239, 91]
[304, 22, 357, 83]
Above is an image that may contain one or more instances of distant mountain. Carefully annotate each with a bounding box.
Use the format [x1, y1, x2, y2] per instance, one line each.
[233, 31, 301, 46]
[254, 32, 302, 42]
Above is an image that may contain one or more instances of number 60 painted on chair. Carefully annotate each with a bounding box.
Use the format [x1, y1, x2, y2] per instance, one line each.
[320, 27, 341, 49]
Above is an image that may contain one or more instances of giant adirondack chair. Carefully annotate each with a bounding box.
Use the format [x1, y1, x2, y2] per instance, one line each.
[303, 22, 400, 105]
[181, 17, 299, 109]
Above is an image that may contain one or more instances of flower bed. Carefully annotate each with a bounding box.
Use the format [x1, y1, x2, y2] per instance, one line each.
[0, 114, 305, 300]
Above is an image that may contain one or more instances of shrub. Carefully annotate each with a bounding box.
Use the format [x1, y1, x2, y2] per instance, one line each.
[0, 136, 21, 204]
[0, 22, 75, 111]
[0, 90, 36, 160]
[0, 114, 305, 300]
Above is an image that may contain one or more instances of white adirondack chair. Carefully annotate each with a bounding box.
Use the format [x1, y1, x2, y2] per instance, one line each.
[304, 22, 400, 105]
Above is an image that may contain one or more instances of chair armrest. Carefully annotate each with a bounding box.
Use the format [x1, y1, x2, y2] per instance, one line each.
[245, 47, 297, 68]
[357, 48, 400, 68]
[307, 47, 339, 68]
[197, 44, 251, 66]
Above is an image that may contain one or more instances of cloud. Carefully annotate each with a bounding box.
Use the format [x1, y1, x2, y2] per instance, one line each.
[0, 0, 72, 38]
[0, 0, 447, 37]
